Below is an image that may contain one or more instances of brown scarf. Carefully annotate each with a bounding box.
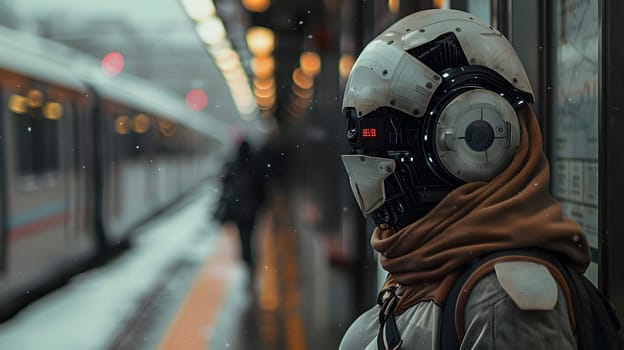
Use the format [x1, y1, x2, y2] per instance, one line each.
[372, 106, 590, 314]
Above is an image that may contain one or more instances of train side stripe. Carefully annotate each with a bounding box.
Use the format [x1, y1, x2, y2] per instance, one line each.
[7, 212, 67, 240]
[157, 228, 238, 350]
[5, 202, 68, 240]
[7, 202, 66, 229]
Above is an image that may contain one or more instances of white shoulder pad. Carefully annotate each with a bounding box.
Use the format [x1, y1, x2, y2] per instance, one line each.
[493, 261, 558, 311]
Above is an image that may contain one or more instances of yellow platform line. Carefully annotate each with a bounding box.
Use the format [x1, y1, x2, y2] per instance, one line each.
[157, 228, 238, 350]
[256, 203, 308, 349]
[275, 203, 307, 350]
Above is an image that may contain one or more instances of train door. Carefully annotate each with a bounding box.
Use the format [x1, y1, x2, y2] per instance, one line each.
[98, 101, 129, 238]
[2, 81, 68, 291]
[52, 88, 79, 245]
[548, 0, 601, 285]
[69, 100, 83, 243]
[601, 0, 624, 317]
[46, 87, 90, 251]
[72, 97, 97, 247]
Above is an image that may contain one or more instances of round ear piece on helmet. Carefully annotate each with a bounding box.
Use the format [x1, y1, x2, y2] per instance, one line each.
[434, 89, 520, 182]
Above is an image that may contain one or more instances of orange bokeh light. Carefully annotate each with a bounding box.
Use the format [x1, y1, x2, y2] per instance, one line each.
[252, 56, 275, 78]
[292, 68, 314, 90]
[242, 0, 270, 12]
[246, 27, 275, 57]
[300, 52, 321, 77]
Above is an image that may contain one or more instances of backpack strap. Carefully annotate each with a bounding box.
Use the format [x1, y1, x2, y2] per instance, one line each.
[440, 249, 576, 349]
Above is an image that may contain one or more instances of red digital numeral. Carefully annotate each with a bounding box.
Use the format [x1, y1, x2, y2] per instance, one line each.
[362, 128, 377, 137]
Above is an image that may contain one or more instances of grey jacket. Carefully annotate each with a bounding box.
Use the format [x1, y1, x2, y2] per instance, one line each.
[339, 269, 576, 349]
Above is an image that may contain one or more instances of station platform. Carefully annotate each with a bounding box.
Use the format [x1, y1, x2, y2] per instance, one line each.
[0, 184, 347, 350]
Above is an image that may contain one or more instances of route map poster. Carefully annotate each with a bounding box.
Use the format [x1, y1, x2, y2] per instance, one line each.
[550, 0, 600, 283]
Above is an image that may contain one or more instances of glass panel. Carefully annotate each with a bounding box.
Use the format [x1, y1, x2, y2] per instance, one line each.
[467, 0, 492, 25]
[36, 113, 60, 174]
[14, 110, 36, 176]
[12, 93, 62, 178]
[550, 0, 600, 284]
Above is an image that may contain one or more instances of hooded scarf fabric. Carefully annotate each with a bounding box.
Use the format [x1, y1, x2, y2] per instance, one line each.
[371, 106, 591, 315]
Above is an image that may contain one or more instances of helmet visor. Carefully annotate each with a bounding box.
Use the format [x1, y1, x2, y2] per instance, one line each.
[341, 155, 396, 215]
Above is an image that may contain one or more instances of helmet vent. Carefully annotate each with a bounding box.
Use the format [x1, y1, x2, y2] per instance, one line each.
[407, 32, 469, 74]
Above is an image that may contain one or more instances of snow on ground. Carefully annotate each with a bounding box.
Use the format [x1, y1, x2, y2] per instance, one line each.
[0, 186, 222, 350]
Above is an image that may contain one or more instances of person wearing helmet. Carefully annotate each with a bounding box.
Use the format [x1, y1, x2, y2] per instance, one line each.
[339, 9, 597, 350]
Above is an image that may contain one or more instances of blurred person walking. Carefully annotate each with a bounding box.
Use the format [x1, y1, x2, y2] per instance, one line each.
[214, 140, 266, 282]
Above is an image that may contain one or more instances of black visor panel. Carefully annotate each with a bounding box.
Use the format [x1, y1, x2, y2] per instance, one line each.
[344, 107, 425, 154]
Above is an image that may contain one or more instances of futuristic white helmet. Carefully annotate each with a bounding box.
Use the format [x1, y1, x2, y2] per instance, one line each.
[341, 9, 534, 228]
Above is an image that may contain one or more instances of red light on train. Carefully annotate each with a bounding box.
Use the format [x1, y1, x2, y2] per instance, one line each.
[101, 52, 125, 76]
[185, 89, 208, 111]
[362, 128, 377, 137]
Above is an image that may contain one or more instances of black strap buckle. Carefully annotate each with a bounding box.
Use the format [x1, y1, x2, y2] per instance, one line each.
[377, 285, 404, 350]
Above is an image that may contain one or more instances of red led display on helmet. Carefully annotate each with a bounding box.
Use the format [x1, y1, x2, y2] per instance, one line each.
[362, 128, 377, 138]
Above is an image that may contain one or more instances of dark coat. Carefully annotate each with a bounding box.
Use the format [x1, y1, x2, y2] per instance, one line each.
[214, 142, 265, 223]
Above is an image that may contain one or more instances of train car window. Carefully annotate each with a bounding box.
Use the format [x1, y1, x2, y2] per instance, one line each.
[38, 116, 60, 173]
[549, 0, 600, 285]
[10, 90, 63, 178]
[111, 110, 154, 160]
[13, 101, 36, 175]
[131, 113, 152, 159]
[111, 109, 134, 162]
[155, 118, 179, 155]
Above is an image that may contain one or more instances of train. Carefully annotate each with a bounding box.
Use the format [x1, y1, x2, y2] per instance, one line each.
[0, 26, 232, 319]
